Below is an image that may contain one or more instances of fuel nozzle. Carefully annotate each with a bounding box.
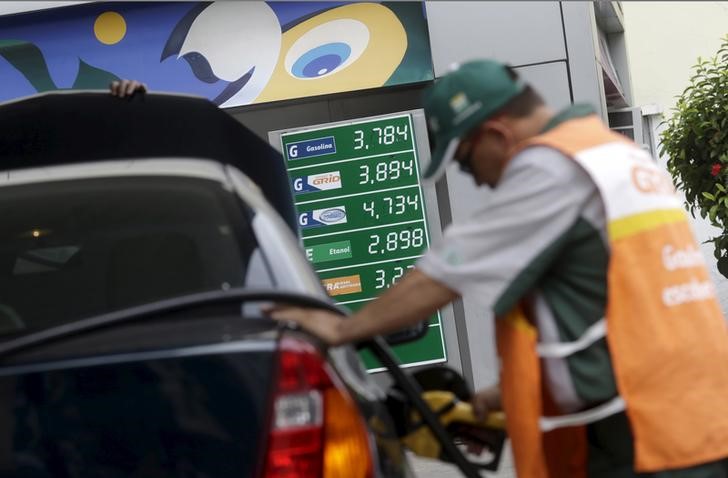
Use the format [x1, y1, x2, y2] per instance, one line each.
[399, 390, 507, 471]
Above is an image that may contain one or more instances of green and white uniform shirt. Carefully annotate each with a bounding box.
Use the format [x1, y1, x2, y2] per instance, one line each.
[418, 105, 616, 413]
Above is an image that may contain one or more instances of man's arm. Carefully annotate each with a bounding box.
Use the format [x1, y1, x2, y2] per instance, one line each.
[267, 269, 458, 346]
[270, 148, 595, 345]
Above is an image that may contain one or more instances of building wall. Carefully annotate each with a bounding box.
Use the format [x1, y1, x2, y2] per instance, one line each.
[623, 2, 728, 111]
[623, 2, 728, 311]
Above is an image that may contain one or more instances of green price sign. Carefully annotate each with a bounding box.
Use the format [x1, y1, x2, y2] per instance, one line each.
[280, 113, 447, 371]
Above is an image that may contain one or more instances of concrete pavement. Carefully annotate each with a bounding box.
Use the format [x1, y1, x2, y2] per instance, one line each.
[408, 442, 516, 478]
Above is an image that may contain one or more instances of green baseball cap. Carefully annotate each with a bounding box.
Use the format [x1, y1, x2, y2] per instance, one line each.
[422, 59, 526, 181]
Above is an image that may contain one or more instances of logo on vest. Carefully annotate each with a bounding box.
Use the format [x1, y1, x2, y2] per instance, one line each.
[631, 165, 675, 195]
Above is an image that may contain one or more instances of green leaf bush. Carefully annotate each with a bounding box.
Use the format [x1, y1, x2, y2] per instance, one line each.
[661, 35, 728, 276]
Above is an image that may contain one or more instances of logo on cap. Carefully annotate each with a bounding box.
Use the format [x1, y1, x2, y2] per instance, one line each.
[449, 92, 470, 114]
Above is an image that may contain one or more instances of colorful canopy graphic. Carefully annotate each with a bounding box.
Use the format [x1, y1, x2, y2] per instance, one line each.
[0, 1, 433, 107]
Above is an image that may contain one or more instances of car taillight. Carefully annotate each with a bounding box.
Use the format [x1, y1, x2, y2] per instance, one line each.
[263, 337, 373, 478]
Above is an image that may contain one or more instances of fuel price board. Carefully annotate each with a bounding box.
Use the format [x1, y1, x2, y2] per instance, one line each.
[279, 113, 447, 371]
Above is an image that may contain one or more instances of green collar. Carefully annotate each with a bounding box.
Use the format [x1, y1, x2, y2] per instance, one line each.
[542, 103, 597, 132]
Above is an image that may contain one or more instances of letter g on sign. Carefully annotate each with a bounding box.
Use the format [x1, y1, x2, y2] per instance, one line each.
[288, 144, 298, 159]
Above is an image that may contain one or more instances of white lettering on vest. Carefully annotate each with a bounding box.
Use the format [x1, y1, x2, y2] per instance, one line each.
[662, 280, 715, 307]
[662, 244, 705, 271]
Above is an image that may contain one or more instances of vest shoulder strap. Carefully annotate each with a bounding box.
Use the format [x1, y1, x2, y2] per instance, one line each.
[521, 115, 629, 157]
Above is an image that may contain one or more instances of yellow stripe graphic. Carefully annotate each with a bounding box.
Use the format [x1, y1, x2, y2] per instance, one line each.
[608, 208, 686, 240]
[502, 308, 537, 336]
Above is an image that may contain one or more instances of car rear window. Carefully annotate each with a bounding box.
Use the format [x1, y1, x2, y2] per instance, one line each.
[0, 176, 272, 336]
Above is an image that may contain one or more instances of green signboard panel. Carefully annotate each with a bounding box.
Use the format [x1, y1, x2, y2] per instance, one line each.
[280, 113, 447, 371]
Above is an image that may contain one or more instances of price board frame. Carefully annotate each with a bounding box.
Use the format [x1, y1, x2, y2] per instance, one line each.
[269, 110, 463, 373]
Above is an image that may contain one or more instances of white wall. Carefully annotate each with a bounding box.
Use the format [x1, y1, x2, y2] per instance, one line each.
[623, 2, 728, 110]
[623, 2, 728, 311]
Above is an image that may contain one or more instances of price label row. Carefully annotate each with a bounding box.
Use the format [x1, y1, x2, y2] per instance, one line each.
[289, 152, 419, 201]
[298, 188, 424, 237]
[304, 221, 428, 268]
[317, 257, 421, 302]
[282, 115, 414, 168]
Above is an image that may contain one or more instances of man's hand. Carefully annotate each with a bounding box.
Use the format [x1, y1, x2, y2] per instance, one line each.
[266, 305, 347, 346]
[110, 79, 147, 98]
[266, 269, 457, 348]
[471, 384, 502, 421]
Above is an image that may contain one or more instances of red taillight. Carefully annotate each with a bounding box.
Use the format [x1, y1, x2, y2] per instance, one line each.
[263, 338, 373, 478]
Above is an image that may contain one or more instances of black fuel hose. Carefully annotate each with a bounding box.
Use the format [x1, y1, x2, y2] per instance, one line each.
[363, 336, 483, 478]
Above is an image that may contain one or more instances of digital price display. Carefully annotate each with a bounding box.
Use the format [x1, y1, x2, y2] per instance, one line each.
[280, 114, 447, 371]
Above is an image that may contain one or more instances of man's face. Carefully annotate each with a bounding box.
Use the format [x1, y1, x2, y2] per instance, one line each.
[455, 122, 512, 187]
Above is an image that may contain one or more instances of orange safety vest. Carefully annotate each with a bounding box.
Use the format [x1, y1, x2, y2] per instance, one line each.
[498, 115, 728, 477]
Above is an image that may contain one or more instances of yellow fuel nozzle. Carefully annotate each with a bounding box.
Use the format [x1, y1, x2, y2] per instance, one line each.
[416, 390, 506, 429]
[401, 390, 507, 471]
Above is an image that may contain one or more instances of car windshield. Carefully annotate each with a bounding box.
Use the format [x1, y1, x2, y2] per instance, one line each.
[0, 175, 272, 337]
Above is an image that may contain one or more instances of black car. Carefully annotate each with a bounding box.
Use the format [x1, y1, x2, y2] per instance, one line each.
[0, 92, 500, 478]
